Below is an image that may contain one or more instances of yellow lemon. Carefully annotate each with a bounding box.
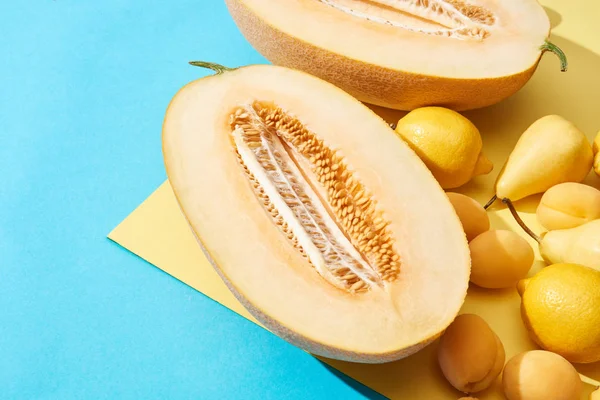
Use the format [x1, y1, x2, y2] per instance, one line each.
[394, 107, 493, 189]
[593, 130, 600, 177]
[517, 263, 600, 363]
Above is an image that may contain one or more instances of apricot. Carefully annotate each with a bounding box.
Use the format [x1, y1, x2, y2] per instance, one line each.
[438, 314, 505, 394]
[502, 350, 582, 400]
[537, 182, 600, 231]
[447, 192, 490, 242]
[469, 230, 534, 289]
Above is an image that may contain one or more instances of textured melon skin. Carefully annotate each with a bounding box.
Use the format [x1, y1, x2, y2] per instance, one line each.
[225, 0, 544, 111]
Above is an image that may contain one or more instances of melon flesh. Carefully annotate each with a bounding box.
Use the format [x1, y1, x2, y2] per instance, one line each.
[162, 64, 470, 363]
[225, 0, 553, 110]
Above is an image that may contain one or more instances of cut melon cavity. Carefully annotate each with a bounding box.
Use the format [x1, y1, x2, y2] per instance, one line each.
[162, 62, 471, 363]
[225, 0, 567, 110]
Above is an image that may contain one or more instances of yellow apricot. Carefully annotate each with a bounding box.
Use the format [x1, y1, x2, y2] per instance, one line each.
[502, 350, 582, 400]
[438, 314, 505, 394]
[469, 230, 534, 289]
[447, 192, 490, 242]
[537, 182, 600, 231]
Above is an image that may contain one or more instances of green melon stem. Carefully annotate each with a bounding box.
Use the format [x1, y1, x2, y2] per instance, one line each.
[502, 198, 542, 243]
[540, 41, 568, 72]
[189, 61, 235, 75]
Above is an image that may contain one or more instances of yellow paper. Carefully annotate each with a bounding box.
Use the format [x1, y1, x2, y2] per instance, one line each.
[108, 181, 599, 399]
[109, 2, 600, 398]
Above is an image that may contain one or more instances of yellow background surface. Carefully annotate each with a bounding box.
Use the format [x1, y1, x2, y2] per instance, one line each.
[109, 1, 600, 398]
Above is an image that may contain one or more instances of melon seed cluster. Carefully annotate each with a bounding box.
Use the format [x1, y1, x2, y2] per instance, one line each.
[445, 0, 495, 25]
[229, 102, 401, 293]
[319, 0, 493, 39]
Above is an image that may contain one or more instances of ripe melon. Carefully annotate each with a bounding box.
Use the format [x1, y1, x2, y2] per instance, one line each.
[224, 0, 567, 111]
[162, 62, 471, 363]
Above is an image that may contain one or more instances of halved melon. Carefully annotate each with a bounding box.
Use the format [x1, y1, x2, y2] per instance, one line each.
[225, 0, 566, 111]
[162, 63, 470, 363]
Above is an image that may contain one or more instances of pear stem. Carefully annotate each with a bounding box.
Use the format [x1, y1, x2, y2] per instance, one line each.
[188, 61, 235, 75]
[580, 373, 600, 388]
[483, 195, 498, 210]
[540, 40, 568, 72]
[502, 198, 542, 243]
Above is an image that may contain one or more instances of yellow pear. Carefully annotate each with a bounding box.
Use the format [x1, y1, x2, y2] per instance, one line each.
[540, 220, 600, 271]
[495, 115, 593, 202]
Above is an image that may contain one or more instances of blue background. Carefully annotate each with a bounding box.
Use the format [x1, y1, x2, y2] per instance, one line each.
[1, 1, 385, 399]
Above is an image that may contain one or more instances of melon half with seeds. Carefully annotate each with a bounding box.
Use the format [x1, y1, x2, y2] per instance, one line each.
[162, 62, 471, 363]
[225, 0, 567, 111]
